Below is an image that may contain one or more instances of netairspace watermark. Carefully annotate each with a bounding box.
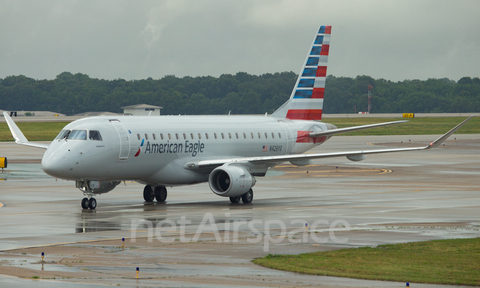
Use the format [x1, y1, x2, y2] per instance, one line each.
[130, 213, 350, 252]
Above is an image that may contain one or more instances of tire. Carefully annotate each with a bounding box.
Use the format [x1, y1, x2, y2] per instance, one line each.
[229, 196, 241, 204]
[241, 189, 253, 204]
[88, 198, 97, 210]
[155, 186, 167, 202]
[143, 185, 154, 202]
[81, 198, 89, 209]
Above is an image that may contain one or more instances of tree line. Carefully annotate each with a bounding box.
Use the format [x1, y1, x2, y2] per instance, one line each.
[0, 72, 479, 115]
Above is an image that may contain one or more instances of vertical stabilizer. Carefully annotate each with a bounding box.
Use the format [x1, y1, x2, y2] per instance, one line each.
[271, 25, 331, 121]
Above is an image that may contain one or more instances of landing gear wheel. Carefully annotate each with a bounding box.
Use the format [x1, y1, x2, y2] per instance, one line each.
[154, 186, 167, 202]
[241, 189, 253, 204]
[143, 185, 155, 202]
[229, 196, 241, 204]
[88, 198, 97, 210]
[81, 198, 89, 209]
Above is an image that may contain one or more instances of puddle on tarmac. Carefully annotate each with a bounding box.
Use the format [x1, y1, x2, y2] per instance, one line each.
[0, 164, 49, 180]
[0, 256, 82, 272]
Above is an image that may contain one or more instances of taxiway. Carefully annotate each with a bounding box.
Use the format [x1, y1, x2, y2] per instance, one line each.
[0, 134, 479, 287]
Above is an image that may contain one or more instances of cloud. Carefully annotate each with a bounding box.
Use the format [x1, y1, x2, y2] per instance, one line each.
[0, 0, 479, 81]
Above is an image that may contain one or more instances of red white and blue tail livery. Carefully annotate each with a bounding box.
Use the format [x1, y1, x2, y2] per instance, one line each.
[272, 25, 331, 121]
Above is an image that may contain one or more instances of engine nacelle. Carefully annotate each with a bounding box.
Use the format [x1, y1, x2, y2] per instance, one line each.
[208, 165, 256, 197]
[76, 180, 121, 195]
[290, 159, 313, 166]
[346, 154, 366, 162]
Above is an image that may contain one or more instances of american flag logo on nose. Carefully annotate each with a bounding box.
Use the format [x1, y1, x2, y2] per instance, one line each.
[262, 145, 268, 152]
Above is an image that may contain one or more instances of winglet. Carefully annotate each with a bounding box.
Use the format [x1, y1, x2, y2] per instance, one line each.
[3, 112, 49, 149]
[426, 115, 476, 149]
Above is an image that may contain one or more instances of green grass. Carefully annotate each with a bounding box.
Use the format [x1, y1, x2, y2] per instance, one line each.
[325, 117, 480, 135]
[0, 117, 478, 142]
[253, 238, 480, 286]
[0, 122, 70, 141]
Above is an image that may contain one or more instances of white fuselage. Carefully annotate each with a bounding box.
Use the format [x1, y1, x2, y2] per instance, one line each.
[41, 115, 332, 185]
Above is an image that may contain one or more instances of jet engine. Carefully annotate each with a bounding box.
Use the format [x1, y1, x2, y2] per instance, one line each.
[208, 165, 256, 197]
[346, 154, 366, 161]
[76, 180, 121, 195]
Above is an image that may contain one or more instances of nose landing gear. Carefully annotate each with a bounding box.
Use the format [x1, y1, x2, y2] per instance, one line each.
[81, 197, 97, 209]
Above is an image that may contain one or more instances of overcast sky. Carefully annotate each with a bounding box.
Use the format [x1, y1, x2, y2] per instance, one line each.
[1, 0, 479, 82]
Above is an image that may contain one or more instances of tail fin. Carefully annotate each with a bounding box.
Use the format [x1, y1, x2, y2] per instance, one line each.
[271, 25, 331, 121]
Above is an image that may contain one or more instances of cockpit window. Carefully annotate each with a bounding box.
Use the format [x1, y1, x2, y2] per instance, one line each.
[67, 130, 87, 140]
[89, 130, 103, 141]
[55, 130, 71, 140]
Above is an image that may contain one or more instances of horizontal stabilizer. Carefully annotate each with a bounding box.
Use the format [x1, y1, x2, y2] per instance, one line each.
[309, 120, 408, 138]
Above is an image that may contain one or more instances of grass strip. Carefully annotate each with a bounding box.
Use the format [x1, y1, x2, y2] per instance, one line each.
[253, 238, 480, 286]
[325, 117, 480, 135]
[0, 117, 479, 141]
[0, 122, 70, 141]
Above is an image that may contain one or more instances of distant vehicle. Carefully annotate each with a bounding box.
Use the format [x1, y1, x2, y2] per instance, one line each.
[3, 25, 474, 209]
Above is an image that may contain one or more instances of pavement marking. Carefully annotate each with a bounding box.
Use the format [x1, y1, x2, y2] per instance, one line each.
[0, 236, 145, 252]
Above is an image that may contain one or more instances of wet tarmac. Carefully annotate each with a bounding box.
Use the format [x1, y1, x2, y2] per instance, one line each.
[0, 134, 479, 287]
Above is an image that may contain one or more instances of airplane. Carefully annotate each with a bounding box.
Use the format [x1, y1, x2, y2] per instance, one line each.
[3, 25, 474, 209]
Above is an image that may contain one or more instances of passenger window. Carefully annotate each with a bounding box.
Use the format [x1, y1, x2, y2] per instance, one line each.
[243, 133, 246, 139]
[89, 130, 103, 141]
[198, 133, 201, 140]
[214, 133, 217, 139]
[67, 130, 87, 140]
[278, 132, 281, 138]
[251, 132, 254, 139]
[145, 134, 148, 140]
[153, 134, 156, 140]
[160, 133, 164, 140]
[228, 133, 232, 139]
[205, 133, 209, 139]
[183, 133, 186, 140]
[221, 133, 225, 139]
[137, 134, 140, 140]
[258, 132, 261, 139]
[168, 133, 172, 140]
[235, 133, 239, 139]
[265, 132, 268, 139]
[272, 132, 275, 139]
[176, 133, 179, 140]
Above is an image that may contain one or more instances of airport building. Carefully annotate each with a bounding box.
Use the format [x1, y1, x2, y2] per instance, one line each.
[121, 104, 163, 116]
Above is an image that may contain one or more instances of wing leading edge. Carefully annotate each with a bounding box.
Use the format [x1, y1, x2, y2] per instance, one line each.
[3, 112, 49, 149]
[185, 116, 475, 171]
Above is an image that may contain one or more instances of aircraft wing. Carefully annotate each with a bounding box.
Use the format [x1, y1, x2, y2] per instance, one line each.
[185, 116, 474, 170]
[3, 112, 49, 149]
[309, 120, 408, 138]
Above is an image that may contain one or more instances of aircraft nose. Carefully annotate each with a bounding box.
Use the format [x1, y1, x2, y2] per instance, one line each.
[41, 149, 72, 178]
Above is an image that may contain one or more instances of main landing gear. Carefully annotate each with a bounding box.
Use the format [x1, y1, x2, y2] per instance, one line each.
[229, 189, 253, 204]
[81, 197, 97, 210]
[143, 185, 167, 203]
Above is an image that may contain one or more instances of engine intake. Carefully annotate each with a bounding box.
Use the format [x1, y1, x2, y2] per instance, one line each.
[209, 165, 256, 197]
